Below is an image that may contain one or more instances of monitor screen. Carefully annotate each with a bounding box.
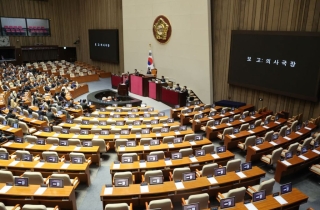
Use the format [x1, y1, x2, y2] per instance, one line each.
[301, 146, 308, 154]
[71, 157, 83, 164]
[101, 130, 109, 135]
[132, 108, 138, 112]
[179, 126, 187, 131]
[229, 117, 234, 122]
[2, 121, 7, 126]
[113, 114, 120, 118]
[272, 134, 279, 140]
[255, 138, 263, 145]
[116, 121, 124, 126]
[150, 139, 160, 145]
[285, 151, 293, 160]
[147, 155, 158, 162]
[126, 141, 136, 147]
[194, 135, 203, 141]
[61, 129, 69, 134]
[46, 156, 58, 163]
[128, 114, 136, 118]
[186, 103, 190, 106]
[275, 115, 279, 121]
[214, 120, 220, 125]
[100, 108, 106, 111]
[49, 179, 64, 188]
[280, 182, 292, 195]
[21, 154, 33, 161]
[253, 190, 266, 202]
[120, 130, 129, 135]
[0, 152, 9, 160]
[148, 107, 154, 112]
[142, 129, 150, 134]
[43, 126, 51, 132]
[82, 120, 89, 125]
[158, 112, 165, 117]
[250, 124, 255, 130]
[233, 128, 239, 134]
[161, 128, 169, 133]
[241, 162, 252, 171]
[80, 130, 89, 135]
[214, 167, 226, 177]
[149, 176, 163, 185]
[14, 177, 28, 186]
[36, 138, 45, 145]
[171, 152, 182, 160]
[174, 105, 180, 108]
[57, 111, 63, 115]
[220, 197, 235, 209]
[174, 137, 182, 143]
[59, 140, 68, 146]
[12, 123, 19, 128]
[121, 156, 133, 163]
[195, 149, 205, 157]
[66, 119, 73, 123]
[14, 137, 23, 143]
[114, 178, 129, 187]
[89, 29, 119, 63]
[285, 129, 291, 136]
[115, 108, 121, 112]
[82, 141, 92, 147]
[99, 114, 106, 118]
[216, 146, 226, 153]
[210, 112, 216, 117]
[183, 203, 199, 210]
[221, 109, 226, 114]
[195, 114, 203, 119]
[133, 121, 141, 125]
[314, 141, 319, 148]
[144, 113, 151, 118]
[296, 124, 301, 131]
[38, 115, 44, 121]
[183, 172, 196, 181]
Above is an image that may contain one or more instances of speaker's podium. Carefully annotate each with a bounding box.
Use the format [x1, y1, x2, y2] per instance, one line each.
[117, 83, 128, 96]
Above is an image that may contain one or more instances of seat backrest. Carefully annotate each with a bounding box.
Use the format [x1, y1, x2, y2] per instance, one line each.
[184, 134, 195, 142]
[68, 139, 81, 145]
[220, 117, 229, 124]
[291, 120, 298, 132]
[91, 128, 102, 134]
[42, 151, 58, 160]
[222, 127, 233, 139]
[92, 139, 107, 153]
[110, 128, 121, 134]
[225, 187, 246, 203]
[201, 144, 214, 154]
[22, 172, 43, 185]
[25, 135, 37, 144]
[130, 128, 142, 134]
[32, 112, 39, 119]
[70, 127, 81, 133]
[122, 153, 138, 161]
[114, 172, 133, 184]
[240, 123, 249, 131]
[179, 148, 193, 157]
[144, 170, 163, 183]
[152, 127, 162, 133]
[287, 142, 299, 155]
[279, 126, 288, 137]
[149, 151, 165, 159]
[149, 198, 172, 209]
[265, 115, 272, 121]
[243, 136, 256, 150]
[23, 109, 29, 117]
[233, 114, 240, 120]
[52, 126, 62, 132]
[73, 119, 82, 124]
[264, 131, 274, 142]
[69, 152, 86, 162]
[302, 137, 312, 149]
[169, 125, 180, 131]
[173, 167, 190, 181]
[140, 138, 152, 145]
[22, 204, 47, 210]
[0, 202, 8, 210]
[115, 139, 128, 149]
[226, 159, 241, 172]
[270, 147, 283, 164]
[242, 111, 249, 117]
[0, 170, 14, 183]
[105, 203, 129, 210]
[46, 137, 59, 144]
[50, 174, 72, 186]
[257, 178, 275, 195]
[162, 136, 175, 143]
[205, 120, 215, 127]
[201, 163, 218, 177]
[15, 150, 30, 159]
[187, 193, 209, 209]
[193, 106, 200, 112]
[18, 122, 29, 134]
[255, 119, 262, 127]
[89, 119, 99, 125]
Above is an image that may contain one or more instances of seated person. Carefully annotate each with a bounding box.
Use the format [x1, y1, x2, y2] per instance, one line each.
[2, 83, 9, 91]
[175, 84, 181, 91]
[0, 130, 14, 143]
[80, 99, 89, 112]
[134, 69, 139, 76]
[160, 76, 166, 83]
[146, 68, 151, 74]
[46, 107, 56, 123]
[5, 109, 16, 120]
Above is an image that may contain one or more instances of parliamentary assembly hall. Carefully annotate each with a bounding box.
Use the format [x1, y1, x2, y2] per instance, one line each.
[0, 0, 319, 209]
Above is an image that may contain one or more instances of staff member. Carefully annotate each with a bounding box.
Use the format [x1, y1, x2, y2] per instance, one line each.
[160, 76, 166, 83]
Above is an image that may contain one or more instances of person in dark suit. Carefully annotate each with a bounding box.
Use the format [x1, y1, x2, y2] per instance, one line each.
[160, 76, 166, 83]
[175, 84, 181, 91]
[2, 84, 9, 91]
[60, 89, 66, 101]
[125, 78, 129, 87]
[5, 109, 16, 120]
[146, 68, 151, 74]
[80, 99, 89, 112]
[134, 69, 139, 76]
[46, 107, 56, 123]
[44, 85, 51, 92]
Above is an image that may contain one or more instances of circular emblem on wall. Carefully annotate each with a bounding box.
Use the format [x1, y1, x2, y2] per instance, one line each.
[153, 15, 172, 44]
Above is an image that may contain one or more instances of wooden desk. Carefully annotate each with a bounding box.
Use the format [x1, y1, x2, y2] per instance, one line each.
[111, 74, 123, 89]
[69, 84, 89, 99]
[71, 74, 99, 83]
[179, 108, 215, 125]
[75, 115, 169, 122]
[0, 159, 91, 186]
[101, 166, 264, 207]
[0, 184, 77, 210]
[2, 109, 48, 129]
[161, 88, 188, 107]
[274, 147, 320, 182]
[90, 110, 159, 117]
[1, 141, 101, 166]
[32, 129, 194, 150]
[148, 81, 167, 101]
[65, 108, 83, 118]
[205, 114, 262, 139]
[246, 124, 317, 162]
[171, 104, 203, 118]
[116, 138, 213, 159]
[223, 119, 287, 150]
[0, 124, 23, 137]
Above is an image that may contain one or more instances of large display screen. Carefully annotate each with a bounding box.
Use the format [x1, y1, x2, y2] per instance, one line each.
[88, 29, 119, 63]
[228, 31, 320, 102]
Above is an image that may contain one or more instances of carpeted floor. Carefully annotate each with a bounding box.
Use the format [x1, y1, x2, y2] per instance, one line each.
[73, 78, 320, 210]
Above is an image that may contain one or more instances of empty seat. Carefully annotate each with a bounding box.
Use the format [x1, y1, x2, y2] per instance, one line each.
[239, 123, 249, 131]
[201, 144, 214, 154]
[42, 151, 61, 161]
[217, 187, 246, 203]
[70, 127, 81, 134]
[46, 137, 59, 145]
[104, 203, 132, 210]
[146, 198, 172, 210]
[196, 163, 218, 177]
[217, 127, 233, 141]
[149, 151, 165, 159]
[162, 136, 175, 143]
[247, 178, 275, 196]
[113, 172, 134, 184]
[22, 172, 46, 185]
[110, 128, 121, 134]
[143, 170, 163, 183]
[169, 167, 191, 181]
[130, 128, 141, 134]
[53, 126, 63, 133]
[68, 139, 81, 145]
[122, 153, 138, 161]
[24, 135, 37, 144]
[238, 136, 256, 151]
[0, 170, 14, 183]
[115, 139, 128, 151]
[91, 128, 102, 134]
[225, 159, 241, 172]
[92, 139, 107, 153]
[261, 147, 283, 172]
[297, 137, 313, 152]
[169, 125, 180, 131]
[183, 134, 196, 142]
[263, 131, 274, 142]
[140, 138, 152, 145]
[179, 148, 193, 157]
[152, 127, 162, 133]
[281, 142, 299, 157]
[22, 204, 58, 210]
[50, 174, 79, 188]
[14, 150, 30, 159]
[182, 193, 209, 210]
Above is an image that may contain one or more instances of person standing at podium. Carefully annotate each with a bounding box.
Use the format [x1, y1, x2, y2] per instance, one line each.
[134, 69, 139, 76]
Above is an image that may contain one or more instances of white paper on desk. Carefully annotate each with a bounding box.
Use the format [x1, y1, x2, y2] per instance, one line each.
[175, 182, 185, 189]
[72, 135, 79, 138]
[252, 146, 260, 151]
[113, 164, 120, 169]
[156, 133, 161, 137]
[119, 147, 125, 151]
[103, 187, 113, 195]
[53, 133, 59, 137]
[0, 185, 12, 193]
[220, 114, 225, 117]
[6, 128, 13, 131]
[34, 131, 42, 135]
[144, 146, 150, 150]
[9, 160, 19, 166]
[114, 135, 120, 138]
[251, 116, 256, 119]
[295, 131, 303, 135]
[236, 172, 247, 178]
[48, 145, 57, 150]
[146, 124, 151, 127]
[94, 135, 99, 138]
[134, 134, 141, 138]
[229, 134, 236, 138]
[60, 163, 70, 169]
[75, 124, 80, 128]
[154, 117, 159, 119]
[263, 126, 269, 129]
[210, 126, 216, 129]
[34, 187, 47, 195]
[3, 142, 12, 146]
[244, 203, 258, 210]
[195, 119, 200, 123]
[110, 126, 115, 129]
[312, 149, 320, 154]
[189, 141, 196, 145]
[168, 144, 175, 148]
[230, 112, 234, 114]
[165, 160, 172, 165]
[208, 117, 213, 120]
[124, 118, 128, 121]
[274, 196, 288, 205]
[92, 125, 97, 129]
[305, 127, 311, 130]
[269, 141, 277, 146]
[189, 157, 198, 162]
[248, 130, 254, 134]
[74, 147, 81, 151]
[175, 131, 181, 135]
[275, 121, 281, 124]
[110, 112, 114, 115]
[139, 162, 146, 168]
[212, 154, 220, 159]
[298, 155, 309, 160]
[281, 160, 292, 166]
[128, 125, 133, 129]
[284, 136, 291, 140]
[35, 162, 45, 168]
[139, 117, 143, 120]
[226, 123, 232, 126]
[172, 109, 176, 111]
[185, 113, 189, 116]
[240, 120, 245, 122]
[26, 144, 34, 148]
[207, 176, 218, 184]
[140, 185, 149, 193]
[163, 123, 168, 126]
